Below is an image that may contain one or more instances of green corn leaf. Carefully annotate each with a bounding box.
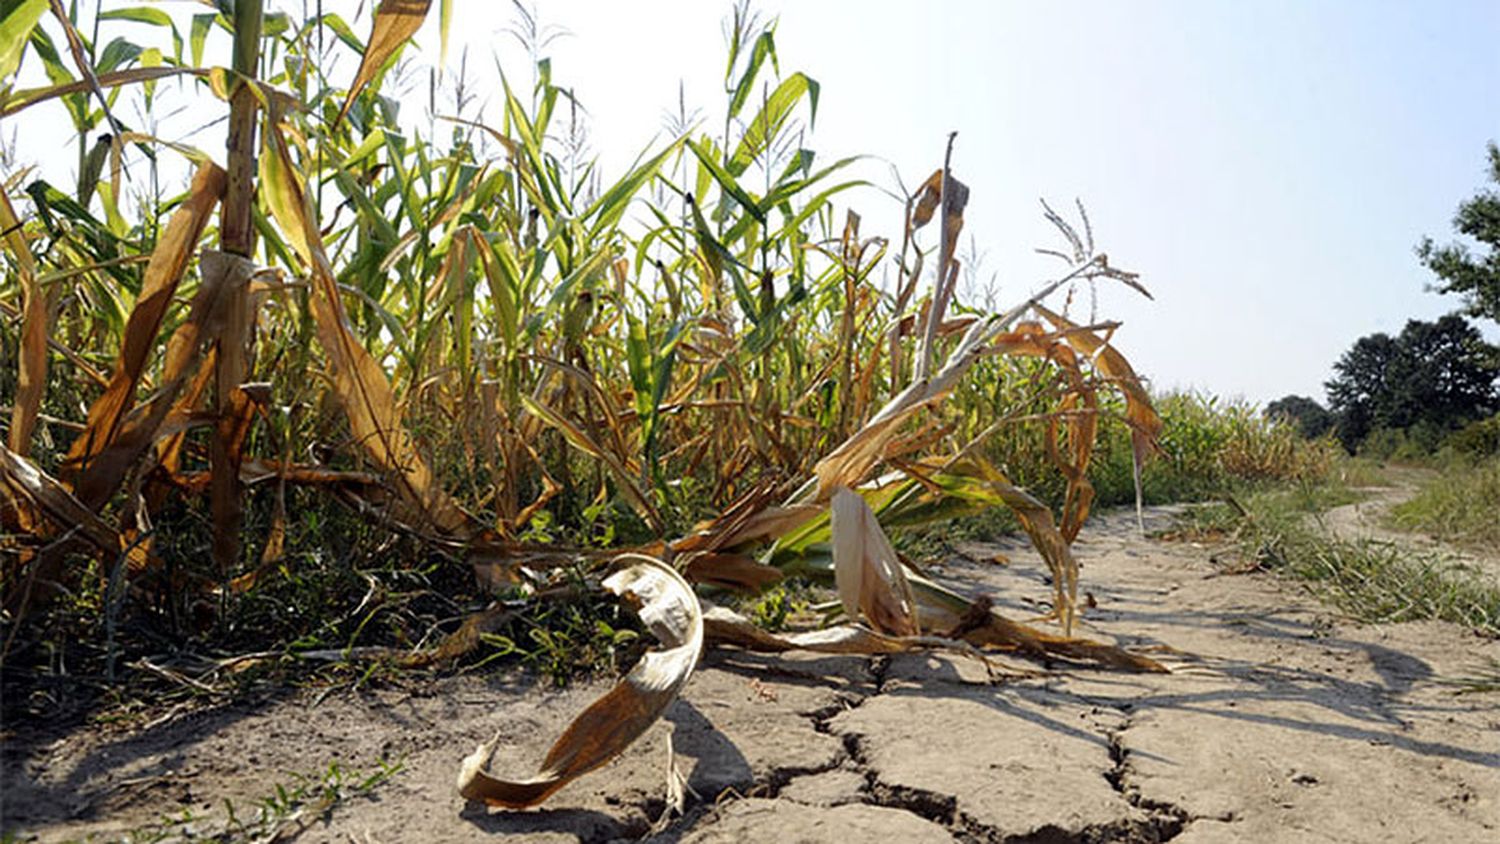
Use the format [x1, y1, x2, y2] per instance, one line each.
[0, 0, 48, 82]
[729, 72, 819, 177]
[689, 136, 767, 225]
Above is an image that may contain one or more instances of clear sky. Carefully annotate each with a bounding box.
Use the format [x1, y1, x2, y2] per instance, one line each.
[9, 1, 1500, 405]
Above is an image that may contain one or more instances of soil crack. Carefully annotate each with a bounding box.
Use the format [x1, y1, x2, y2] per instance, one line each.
[1099, 719, 1191, 843]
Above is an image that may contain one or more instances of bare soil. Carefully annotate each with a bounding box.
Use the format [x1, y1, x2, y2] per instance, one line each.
[4, 504, 1499, 843]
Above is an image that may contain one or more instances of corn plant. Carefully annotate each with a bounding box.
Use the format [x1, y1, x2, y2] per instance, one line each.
[2, 0, 1174, 807]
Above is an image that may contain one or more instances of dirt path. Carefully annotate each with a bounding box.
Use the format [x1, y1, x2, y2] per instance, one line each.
[1324, 467, 1500, 583]
[4, 505, 1499, 843]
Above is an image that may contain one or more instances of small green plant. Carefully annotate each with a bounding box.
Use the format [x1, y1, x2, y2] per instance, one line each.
[113, 757, 404, 843]
[741, 579, 819, 632]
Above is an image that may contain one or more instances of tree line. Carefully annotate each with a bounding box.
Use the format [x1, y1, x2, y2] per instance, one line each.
[1268, 142, 1500, 455]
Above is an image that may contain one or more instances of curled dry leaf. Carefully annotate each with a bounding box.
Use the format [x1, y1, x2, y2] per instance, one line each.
[0, 443, 124, 555]
[457, 555, 704, 808]
[1033, 304, 1164, 527]
[703, 605, 997, 670]
[673, 497, 822, 557]
[0, 443, 149, 617]
[830, 486, 919, 636]
[896, 456, 1084, 635]
[337, 0, 433, 125]
[907, 577, 1167, 674]
[71, 246, 244, 513]
[1032, 305, 1161, 458]
[682, 552, 783, 592]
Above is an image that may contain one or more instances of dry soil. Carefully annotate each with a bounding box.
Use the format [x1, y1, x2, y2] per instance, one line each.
[3, 503, 1499, 843]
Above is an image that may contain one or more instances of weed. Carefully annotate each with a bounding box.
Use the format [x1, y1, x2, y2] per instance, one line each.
[104, 757, 404, 843]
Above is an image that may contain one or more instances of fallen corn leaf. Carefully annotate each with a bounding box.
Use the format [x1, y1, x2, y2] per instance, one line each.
[457, 555, 703, 808]
[831, 486, 919, 636]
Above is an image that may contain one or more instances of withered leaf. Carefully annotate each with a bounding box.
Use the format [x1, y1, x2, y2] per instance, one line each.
[831, 486, 919, 636]
[337, 0, 433, 125]
[457, 556, 703, 808]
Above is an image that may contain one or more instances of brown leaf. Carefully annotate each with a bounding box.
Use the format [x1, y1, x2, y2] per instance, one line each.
[682, 552, 783, 592]
[0, 67, 205, 119]
[702, 606, 995, 667]
[0, 443, 122, 554]
[1032, 304, 1163, 476]
[262, 117, 477, 539]
[69, 248, 242, 512]
[457, 556, 703, 808]
[63, 163, 226, 504]
[337, 0, 433, 125]
[909, 169, 942, 231]
[672, 487, 821, 555]
[831, 487, 919, 636]
[0, 187, 45, 457]
[907, 575, 1166, 673]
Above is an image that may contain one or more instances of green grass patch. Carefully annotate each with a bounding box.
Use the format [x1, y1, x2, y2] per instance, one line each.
[1171, 482, 1500, 636]
[1388, 459, 1500, 549]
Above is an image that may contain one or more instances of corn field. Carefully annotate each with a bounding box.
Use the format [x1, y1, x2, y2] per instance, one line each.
[0, 0, 1180, 805]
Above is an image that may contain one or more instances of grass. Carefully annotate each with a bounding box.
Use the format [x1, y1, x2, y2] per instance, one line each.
[1169, 480, 1500, 636]
[1388, 458, 1500, 549]
[109, 757, 405, 844]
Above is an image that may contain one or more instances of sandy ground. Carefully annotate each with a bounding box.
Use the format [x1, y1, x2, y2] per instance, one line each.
[3, 504, 1499, 843]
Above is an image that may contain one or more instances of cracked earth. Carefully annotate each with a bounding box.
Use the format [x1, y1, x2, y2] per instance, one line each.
[5, 504, 1499, 842]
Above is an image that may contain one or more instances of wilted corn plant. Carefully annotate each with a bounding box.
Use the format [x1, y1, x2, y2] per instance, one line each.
[1, 0, 1166, 808]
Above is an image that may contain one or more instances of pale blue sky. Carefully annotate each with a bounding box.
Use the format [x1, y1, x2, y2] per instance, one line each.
[9, 1, 1500, 404]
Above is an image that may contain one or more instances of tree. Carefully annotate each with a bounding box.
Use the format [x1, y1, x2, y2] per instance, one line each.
[1264, 395, 1333, 439]
[1325, 315, 1499, 450]
[1417, 141, 1500, 324]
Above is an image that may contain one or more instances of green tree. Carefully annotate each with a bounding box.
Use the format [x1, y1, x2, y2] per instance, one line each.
[1418, 142, 1500, 324]
[1264, 395, 1333, 439]
[1325, 315, 1499, 451]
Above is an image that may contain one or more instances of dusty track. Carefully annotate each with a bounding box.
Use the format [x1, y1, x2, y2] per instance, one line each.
[4, 505, 1498, 842]
[1324, 468, 1500, 583]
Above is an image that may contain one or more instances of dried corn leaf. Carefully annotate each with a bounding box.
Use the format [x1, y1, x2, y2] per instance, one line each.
[458, 556, 703, 808]
[1033, 304, 1162, 527]
[831, 486, 918, 636]
[909, 169, 942, 231]
[0, 443, 122, 553]
[0, 187, 44, 457]
[0, 67, 205, 118]
[875, 457, 1082, 633]
[682, 552, 782, 592]
[812, 314, 994, 498]
[1032, 304, 1162, 462]
[908, 577, 1166, 673]
[262, 119, 476, 538]
[673, 491, 821, 556]
[337, 0, 432, 125]
[63, 164, 226, 497]
[519, 393, 663, 534]
[69, 247, 240, 511]
[703, 605, 992, 666]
